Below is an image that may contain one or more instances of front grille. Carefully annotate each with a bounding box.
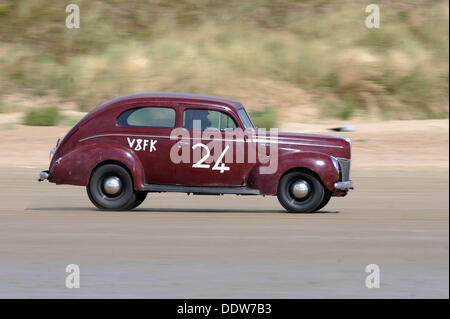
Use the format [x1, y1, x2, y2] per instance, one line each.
[337, 158, 351, 181]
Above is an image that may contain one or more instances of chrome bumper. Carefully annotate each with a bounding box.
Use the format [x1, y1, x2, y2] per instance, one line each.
[38, 170, 50, 182]
[334, 180, 353, 191]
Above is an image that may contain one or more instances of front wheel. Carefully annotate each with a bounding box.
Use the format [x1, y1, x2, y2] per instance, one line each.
[315, 191, 331, 212]
[87, 164, 137, 211]
[277, 170, 325, 213]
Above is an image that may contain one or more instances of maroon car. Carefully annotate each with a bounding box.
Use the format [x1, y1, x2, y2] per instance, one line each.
[39, 93, 353, 212]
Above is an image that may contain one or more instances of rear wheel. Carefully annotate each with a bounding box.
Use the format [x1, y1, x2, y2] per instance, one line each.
[277, 170, 325, 213]
[87, 164, 137, 211]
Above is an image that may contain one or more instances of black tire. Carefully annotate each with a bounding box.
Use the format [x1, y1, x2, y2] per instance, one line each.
[131, 191, 148, 209]
[87, 164, 137, 211]
[314, 191, 331, 212]
[277, 170, 325, 213]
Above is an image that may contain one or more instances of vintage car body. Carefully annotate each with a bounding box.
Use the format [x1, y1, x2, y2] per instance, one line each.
[39, 93, 353, 212]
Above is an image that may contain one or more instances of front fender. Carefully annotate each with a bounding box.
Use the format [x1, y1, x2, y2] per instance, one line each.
[248, 151, 339, 195]
[49, 143, 145, 190]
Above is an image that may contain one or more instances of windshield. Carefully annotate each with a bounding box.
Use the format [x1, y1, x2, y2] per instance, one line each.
[237, 108, 255, 130]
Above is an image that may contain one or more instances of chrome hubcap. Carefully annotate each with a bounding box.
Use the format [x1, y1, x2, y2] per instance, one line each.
[291, 180, 310, 199]
[103, 176, 122, 195]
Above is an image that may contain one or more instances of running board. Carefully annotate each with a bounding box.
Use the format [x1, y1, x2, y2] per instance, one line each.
[143, 184, 260, 195]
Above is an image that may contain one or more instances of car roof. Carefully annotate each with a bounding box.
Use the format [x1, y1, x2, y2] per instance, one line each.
[74, 93, 245, 131]
[99, 92, 243, 111]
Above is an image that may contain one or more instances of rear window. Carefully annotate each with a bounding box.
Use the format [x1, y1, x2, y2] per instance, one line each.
[118, 107, 175, 128]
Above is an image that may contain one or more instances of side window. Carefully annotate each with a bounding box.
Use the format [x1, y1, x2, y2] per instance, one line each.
[183, 109, 238, 131]
[220, 113, 237, 130]
[183, 109, 220, 130]
[118, 107, 175, 128]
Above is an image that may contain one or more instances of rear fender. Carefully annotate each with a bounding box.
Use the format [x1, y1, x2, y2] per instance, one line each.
[48, 143, 145, 190]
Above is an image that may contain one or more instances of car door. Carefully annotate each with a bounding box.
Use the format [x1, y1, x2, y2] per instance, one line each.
[174, 104, 255, 186]
[117, 103, 179, 185]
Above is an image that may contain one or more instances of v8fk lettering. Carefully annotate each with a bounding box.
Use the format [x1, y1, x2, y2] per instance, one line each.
[127, 137, 157, 152]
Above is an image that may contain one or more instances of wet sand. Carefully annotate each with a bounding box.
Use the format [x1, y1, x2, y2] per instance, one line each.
[0, 168, 448, 298]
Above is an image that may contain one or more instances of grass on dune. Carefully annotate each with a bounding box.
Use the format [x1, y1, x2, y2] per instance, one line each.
[0, 0, 448, 120]
[23, 106, 60, 126]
